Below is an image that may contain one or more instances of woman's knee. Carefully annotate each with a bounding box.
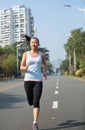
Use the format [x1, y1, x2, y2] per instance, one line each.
[33, 99, 40, 108]
[27, 98, 33, 106]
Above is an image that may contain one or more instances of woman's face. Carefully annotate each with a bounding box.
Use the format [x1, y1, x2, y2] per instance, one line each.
[30, 38, 39, 50]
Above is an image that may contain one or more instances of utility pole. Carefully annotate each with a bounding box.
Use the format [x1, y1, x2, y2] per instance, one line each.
[69, 53, 71, 74]
[74, 49, 76, 71]
[16, 42, 25, 77]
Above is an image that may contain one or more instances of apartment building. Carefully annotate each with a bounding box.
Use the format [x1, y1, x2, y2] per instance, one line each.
[0, 5, 35, 46]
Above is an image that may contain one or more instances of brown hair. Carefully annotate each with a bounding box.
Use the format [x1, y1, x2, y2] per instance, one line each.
[30, 37, 39, 45]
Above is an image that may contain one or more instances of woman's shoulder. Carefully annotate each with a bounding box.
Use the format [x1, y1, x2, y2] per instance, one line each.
[39, 52, 45, 60]
[23, 51, 29, 58]
[40, 52, 44, 57]
[39, 51, 43, 55]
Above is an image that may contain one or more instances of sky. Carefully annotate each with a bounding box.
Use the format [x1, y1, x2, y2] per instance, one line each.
[0, 0, 85, 66]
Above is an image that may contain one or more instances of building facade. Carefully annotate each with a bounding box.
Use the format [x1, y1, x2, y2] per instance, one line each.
[0, 5, 35, 46]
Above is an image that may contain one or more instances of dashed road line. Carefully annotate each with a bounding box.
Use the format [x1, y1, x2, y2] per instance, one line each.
[51, 77, 59, 120]
[51, 117, 56, 120]
[52, 101, 58, 109]
[55, 90, 59, 94]
[56, 85, 58, 88]
[52, 77, 59, 109]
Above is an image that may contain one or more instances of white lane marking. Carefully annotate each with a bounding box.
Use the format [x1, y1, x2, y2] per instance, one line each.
[55, 91, 59, 94]
[51, 117, 56, 120]
[52, 101, 58, 109]
[56, 85, 58, 88]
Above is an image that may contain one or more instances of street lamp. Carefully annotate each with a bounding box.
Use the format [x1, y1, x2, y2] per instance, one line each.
[74, 49, 76, 71]
[65, 46, 72, 74]
[16, 42, 25, 77]
[64, 4, 85, 15]
[69, 53, 71, 74]
[64, 5, 71, 7]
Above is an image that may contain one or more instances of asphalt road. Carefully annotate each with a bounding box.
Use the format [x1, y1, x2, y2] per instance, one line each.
[0, 76, 85, 130]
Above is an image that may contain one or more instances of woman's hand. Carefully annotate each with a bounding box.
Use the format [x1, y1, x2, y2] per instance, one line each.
[21, 64, 28, 71]
[43, 72, 47, 80]
[25, 65, 28, 70]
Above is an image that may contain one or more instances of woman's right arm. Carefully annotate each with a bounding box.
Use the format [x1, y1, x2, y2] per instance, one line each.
[20, 52, 28, 70]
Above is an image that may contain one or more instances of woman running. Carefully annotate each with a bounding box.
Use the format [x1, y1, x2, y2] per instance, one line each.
[20, 36, 47, 130]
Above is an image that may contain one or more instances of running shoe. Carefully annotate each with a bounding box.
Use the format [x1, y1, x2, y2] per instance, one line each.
[32, 123, 39, 130]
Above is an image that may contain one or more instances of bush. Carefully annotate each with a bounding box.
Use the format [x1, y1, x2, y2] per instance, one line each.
[0, 74, 4, 78]
[64, 71, 69, 75]
[75, 68, 85, 77]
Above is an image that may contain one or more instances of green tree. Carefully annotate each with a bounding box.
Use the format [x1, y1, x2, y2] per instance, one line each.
[0, 46, 5, 75]
[60, 58, 69, 74]
[46, 61, 54, 74]
[1, 54, 16, 77]
[38, 47, 49, 61]
[3, 45, 16, 57]
[64, 28, 85, 71]
[0, 46, 4, 55]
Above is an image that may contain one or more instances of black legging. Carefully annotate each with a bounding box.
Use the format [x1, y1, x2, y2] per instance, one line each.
[24, 81, 43, 108]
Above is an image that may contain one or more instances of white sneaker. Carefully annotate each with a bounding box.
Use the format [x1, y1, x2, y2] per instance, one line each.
[32, 123, 39, 130]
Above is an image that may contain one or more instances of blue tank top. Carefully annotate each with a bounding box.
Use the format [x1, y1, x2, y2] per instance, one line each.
[24, 51, 42, 81]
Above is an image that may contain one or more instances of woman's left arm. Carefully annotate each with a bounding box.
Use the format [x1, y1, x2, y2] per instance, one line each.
[42, 53, 47, 80]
